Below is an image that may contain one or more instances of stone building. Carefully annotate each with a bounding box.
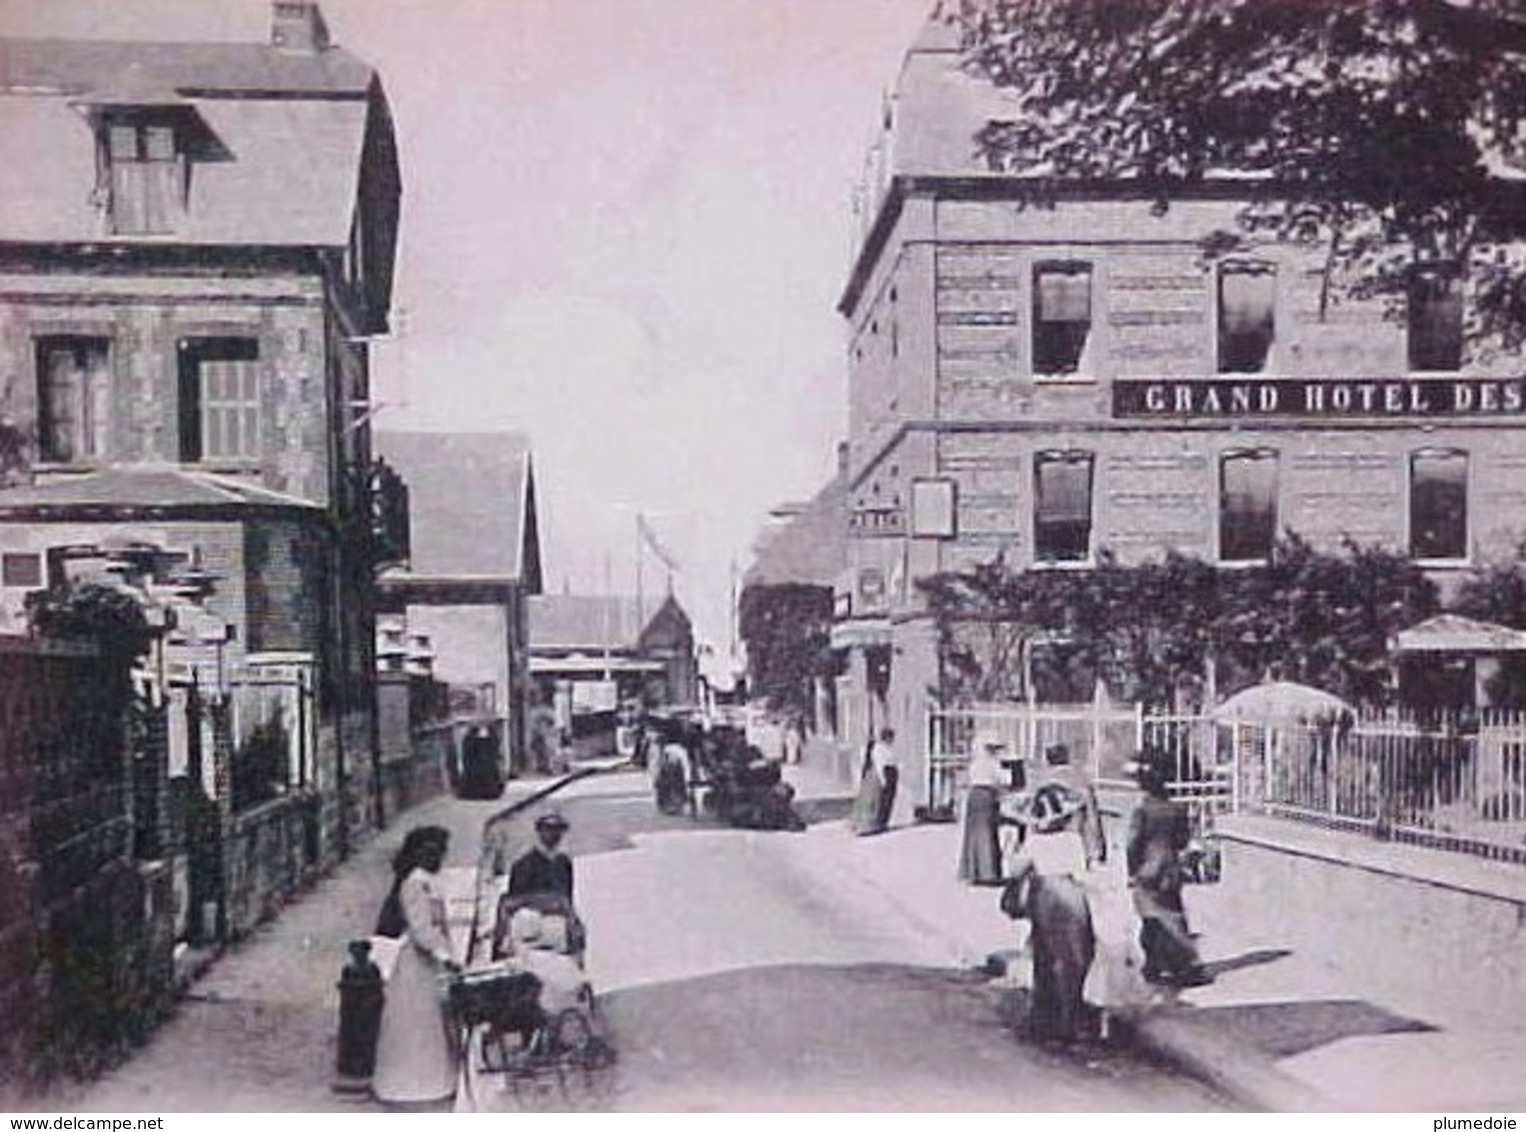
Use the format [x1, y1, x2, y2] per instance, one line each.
[833, 21, 1526, 812]
[0, 2, 403, 873]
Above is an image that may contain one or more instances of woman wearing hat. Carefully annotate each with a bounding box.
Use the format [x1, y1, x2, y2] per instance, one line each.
[958, 732, 1009, 885]
[1006, 784, 1105, 1044]
[1126, 754, 1212, 988]
[373, 825, 459, 1108]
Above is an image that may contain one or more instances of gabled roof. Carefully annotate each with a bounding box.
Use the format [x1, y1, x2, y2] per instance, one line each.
[1391, 613, 1526, 655]
[0, 465, 320, 518]
[529, 595, 671, 653]
[376, 431, 541, 588]
[0, 35, 391, 249]
[744, 470, 848, 590]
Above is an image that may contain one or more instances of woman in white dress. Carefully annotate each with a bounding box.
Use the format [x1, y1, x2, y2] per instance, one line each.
[373, 826, 459, 1108]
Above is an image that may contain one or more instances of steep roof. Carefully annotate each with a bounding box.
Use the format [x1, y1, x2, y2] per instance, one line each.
[529, 594, 682, 652]
[744, 471, 848, 590]
[376, 431, 541, 586]
[0, 35, 388, 248]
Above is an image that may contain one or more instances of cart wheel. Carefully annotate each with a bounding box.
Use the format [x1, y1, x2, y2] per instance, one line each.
[551, 1008, 616, 1107]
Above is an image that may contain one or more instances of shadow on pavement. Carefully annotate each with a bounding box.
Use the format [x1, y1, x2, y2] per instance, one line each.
[1184, 999, 1436, 1060]
[795, 795, 855, 825]
[595, 962, 1227, 1111]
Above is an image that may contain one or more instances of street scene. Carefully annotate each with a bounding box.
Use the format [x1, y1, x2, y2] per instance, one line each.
[4, 0, 1526, 1116]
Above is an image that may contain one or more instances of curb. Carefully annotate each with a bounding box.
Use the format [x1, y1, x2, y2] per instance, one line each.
[1120, 1007, 1337, 1113]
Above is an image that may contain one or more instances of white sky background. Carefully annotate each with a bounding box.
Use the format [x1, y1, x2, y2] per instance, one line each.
[0, 0, 933, 669]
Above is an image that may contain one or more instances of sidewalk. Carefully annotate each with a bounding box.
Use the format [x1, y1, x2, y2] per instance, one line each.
[41, 781, 551, 1112]
[784, 746, 1526, 1113]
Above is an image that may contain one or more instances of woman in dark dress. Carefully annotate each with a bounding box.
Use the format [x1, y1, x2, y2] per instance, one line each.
[1126, 756, 1213, 987]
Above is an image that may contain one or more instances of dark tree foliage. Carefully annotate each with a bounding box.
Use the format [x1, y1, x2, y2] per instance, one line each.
[940, 0, 1526, 352]
[26, 582, 155, 669]
[737, 582, 837, 722]
[920, 535, 1439, 709]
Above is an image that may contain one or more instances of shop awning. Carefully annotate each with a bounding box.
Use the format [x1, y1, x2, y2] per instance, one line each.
[1390, 614, 1526, 655]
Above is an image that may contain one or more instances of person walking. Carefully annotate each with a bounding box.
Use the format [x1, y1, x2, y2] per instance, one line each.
[870, 727, 899, 832]
[1126, 753, 1213, 988]
[958, 732, 1007, 885]
[850, 733, 885, 835]
[372, 826, 459, 1109]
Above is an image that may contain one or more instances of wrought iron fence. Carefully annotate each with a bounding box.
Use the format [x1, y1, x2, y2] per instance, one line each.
[926, 701, 1526, 862]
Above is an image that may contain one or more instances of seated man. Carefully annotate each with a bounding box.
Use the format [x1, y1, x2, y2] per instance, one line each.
[491, 811, 587, 961]
[509, 812, 574, 901]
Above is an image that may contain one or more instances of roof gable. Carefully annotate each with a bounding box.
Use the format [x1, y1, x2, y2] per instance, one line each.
[0, 36, 389, 249]
[375, 431, 537, 582]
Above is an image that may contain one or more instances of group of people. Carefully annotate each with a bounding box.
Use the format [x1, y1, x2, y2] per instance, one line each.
[367, 809, 584, 1109]
[957, 734, 1214, 1044]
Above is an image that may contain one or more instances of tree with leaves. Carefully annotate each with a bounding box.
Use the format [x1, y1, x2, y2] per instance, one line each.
[921, 535, 1438, 709]
[940, 0, 1526, 353]
[737, 582, 837, 725]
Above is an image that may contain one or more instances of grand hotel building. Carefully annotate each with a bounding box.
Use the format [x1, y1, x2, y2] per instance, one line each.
[833, 22, 1526, 814]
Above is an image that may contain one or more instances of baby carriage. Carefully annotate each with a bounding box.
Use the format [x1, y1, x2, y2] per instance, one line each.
[451, 904, 615, 1108]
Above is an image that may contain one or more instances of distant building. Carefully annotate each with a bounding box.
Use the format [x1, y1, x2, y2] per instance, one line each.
[836, 19, 1526, 812]
[374, 430, 543, 775]
[741, 446, 848, 734]
[529, 592, 698, 718]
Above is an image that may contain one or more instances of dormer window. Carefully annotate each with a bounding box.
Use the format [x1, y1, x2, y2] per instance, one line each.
[101, 116, 187, 235]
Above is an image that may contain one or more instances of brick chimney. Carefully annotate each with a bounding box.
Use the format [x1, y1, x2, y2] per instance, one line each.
[271, 1, 330, 53]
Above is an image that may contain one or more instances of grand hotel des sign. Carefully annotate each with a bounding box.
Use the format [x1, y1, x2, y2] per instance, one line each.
[1113, 377, 1526, 419]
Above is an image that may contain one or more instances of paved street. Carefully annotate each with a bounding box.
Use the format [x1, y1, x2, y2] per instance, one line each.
[48, 771, 1224, 1113]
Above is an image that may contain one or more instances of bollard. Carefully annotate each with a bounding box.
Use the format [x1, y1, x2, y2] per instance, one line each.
[333, 939, 385, 1092]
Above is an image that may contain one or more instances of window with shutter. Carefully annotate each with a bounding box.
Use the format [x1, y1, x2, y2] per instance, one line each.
[178, 338, 260, 463]
[35, 336, 111, 464]
[103, 118, 185, 235]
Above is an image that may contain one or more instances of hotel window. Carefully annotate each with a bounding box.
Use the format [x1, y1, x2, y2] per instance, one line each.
[178, 338, 260, 463]
[1034, 451, 1094, 562]
[1219, 450, 1279, 562]
[1410, 449, 1468, 561]
[102, 118, 186, 236]
[35, 336, 110, 464]
[1408, 265, 1463, 372]
[1032, 262, 1092, 376]
[1218, 261, 1276, 373]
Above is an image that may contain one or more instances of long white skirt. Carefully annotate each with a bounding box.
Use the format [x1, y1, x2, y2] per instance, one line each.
[373, 940, 456, 1104]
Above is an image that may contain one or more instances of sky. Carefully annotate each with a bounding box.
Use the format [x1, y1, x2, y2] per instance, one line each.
[0, 0, 933, 671]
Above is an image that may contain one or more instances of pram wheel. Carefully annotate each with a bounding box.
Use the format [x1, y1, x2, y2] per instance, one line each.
[549, 1006, 617, 1107]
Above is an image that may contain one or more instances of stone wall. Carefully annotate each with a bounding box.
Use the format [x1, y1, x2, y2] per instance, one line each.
[1208, 814, 1526, 1031]
[221, 793, 321, 941]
